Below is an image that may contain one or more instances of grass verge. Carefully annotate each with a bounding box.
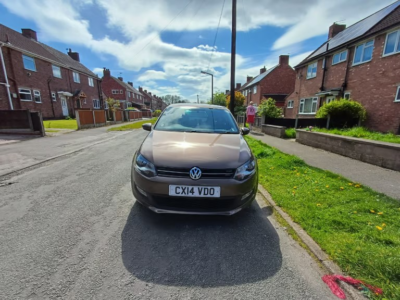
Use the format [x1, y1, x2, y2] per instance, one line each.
[312, 127, 400, 144]
[108, 118, 158, 131]
[43, 120, 77, 130]
[246, 136, 400, 299]
[45, 129, 60, 133]
[284, 128, 296, 139]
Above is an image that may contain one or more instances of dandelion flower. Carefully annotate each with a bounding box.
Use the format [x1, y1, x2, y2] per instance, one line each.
[315, 189, 319, 192]
[340, 187, 344, 190]
[370, 210, 375, 213]
[382, 223, 386, 227]
[377, 212, 383, 215]
[376, 226, 383, 231]
[353, 211, 357, 214]
[317, 204, 321, 207]
[355, 184, 361, 188]
[348, 183, 353, 186]
[293, 186, 297, 189]
[326, 185, 329, 188]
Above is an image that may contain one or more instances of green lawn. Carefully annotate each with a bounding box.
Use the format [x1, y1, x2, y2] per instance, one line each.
[313, 127, 400, 144]
[43, 120, 77, 130]
[108, 118, 158, 131]
[246, 136, 400, 299]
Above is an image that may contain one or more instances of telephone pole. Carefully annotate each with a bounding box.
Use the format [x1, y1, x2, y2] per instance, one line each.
[229, 0, 237, 115]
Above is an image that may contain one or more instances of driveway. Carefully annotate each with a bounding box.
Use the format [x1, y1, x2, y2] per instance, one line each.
[0, 130, 336, 299]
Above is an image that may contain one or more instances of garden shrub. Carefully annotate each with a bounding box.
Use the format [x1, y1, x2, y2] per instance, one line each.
[316, 98, 366, 122]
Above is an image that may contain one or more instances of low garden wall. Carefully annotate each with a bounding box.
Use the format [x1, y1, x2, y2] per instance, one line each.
[262, 125, 286, 138]
[296, 129, 400, 171]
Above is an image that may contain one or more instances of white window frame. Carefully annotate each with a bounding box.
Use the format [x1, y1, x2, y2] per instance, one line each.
[104, 101, 109, 109]
[33, 90, 41, 103]
[88, 77, 94, 87]
[93, 99, 100, 109]
[51, 92, 56, 102]
[22, 55, 36, 71]
[299, 97, 318, 114]
[344, 92, 351, 100]
[127, 91, 131, 98]
[395, 86, 400, 102]
[326, 96, 335, 104]
[353, 39, 374, 66]
[306, 62, 317, 79]
[332, 50, 348, 65]
[52, 65, 62, 78]
[73, 71, 80, 83]
[19, 88, 32, 101]
[112, 89, 118, 95]
[287, 100, 294, 108]
[253, 85, 257, 94]
[383, 29, 400, 57]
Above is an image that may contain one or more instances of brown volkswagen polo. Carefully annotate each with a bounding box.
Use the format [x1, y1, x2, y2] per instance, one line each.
[131, 104, 258, 215]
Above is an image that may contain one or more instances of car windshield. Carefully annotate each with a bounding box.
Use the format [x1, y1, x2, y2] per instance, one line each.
[154, 106, 239, 134]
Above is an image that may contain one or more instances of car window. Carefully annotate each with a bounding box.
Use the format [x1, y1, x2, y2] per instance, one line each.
[154, 106, 239, 133]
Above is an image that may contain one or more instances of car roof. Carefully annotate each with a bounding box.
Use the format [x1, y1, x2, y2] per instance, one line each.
[169, 103, 228, 110]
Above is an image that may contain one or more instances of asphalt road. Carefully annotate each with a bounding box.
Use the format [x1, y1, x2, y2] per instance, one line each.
[0, 130, 336, 300]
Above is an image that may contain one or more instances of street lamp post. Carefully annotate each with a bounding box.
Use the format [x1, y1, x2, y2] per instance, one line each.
[201, 71, 213, 104]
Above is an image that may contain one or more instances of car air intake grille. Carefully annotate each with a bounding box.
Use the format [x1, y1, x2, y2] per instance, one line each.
[157, 167, 235, 179]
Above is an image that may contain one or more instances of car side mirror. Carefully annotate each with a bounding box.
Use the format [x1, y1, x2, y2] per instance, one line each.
[241, 127, 250, 135]
[142, 123, 152, 131]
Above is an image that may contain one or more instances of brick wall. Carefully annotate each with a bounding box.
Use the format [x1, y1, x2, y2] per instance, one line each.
[101, 75, 127, 103]
[285, 30, 400, 133]
[0, 47, 101, 118]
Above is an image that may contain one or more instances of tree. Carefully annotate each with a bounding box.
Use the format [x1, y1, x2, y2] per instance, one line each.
[226, 91, 245, 108]
[257, 98, 283, 118]
[161, 95, 182, 105]
[105, 97, 120, 112]
[209, 92, 227, 107]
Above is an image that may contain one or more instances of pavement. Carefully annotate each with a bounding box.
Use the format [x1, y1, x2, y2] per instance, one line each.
[0, 122, 141, 177]
[250, 132, 400, 200]
[0, 129, 336, 300]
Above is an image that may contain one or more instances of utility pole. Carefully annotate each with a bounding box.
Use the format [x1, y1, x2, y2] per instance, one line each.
[229, 0, 237, 115]
[197, 95, 199, 103]
[201, 71, 213, 104]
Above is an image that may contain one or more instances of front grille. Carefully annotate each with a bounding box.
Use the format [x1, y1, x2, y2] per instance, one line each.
[157, 167, 235, 179]
[151, 195, 238, 211]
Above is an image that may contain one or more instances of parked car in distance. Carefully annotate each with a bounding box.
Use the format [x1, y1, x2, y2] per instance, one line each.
[131, 104, 258, 215]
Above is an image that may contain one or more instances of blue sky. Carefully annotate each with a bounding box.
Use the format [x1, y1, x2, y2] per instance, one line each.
[0, 0, 395, 101]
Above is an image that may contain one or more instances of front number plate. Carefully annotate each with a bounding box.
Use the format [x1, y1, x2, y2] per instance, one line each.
[169, 185, 220, 198]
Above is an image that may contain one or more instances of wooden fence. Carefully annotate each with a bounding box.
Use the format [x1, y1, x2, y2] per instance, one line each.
[76, 109, 143, 129]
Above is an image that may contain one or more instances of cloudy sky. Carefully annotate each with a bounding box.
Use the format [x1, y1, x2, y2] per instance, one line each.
[0, 0, 395, 101]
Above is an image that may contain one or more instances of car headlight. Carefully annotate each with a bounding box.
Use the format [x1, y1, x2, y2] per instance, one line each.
[135, 153, 157, 177]
[234, 157, 256, 181]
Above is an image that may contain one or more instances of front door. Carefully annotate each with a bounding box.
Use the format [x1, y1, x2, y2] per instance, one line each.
[61, 96, 69, 116]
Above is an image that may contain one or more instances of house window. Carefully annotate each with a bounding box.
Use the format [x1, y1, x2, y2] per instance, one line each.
[344, 92, 351, 100]
[19, 88, 32, 101]
[244, 90, 246, 96]
[384, 30, 400, 56]
[93, 99, 100, 109]
[112, 89, 118, 94]
[104, 101, 109, 109]
[52, 65, 62, 78]
[22, 55, 36, 71]
[88, 77, 94, 87]
[395, 86, 400, 102]
[306, 62, 317, 79]
[353, 40, 374, 65]
[73, 72, 80, 83]
[332, 50, 348, 65]
[326, 96, 335, 104]
[120, 90, 123, 94]
[51, 92, 56, 101]
[128, 91, 131, 98]
[253, 85, 257, 94]
[287, 100, 294, 108]
[33, 90, 41, 103]
[299, 97, 318, 114]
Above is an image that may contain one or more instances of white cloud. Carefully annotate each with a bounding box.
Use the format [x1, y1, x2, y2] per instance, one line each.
[137, 70, 167, 82]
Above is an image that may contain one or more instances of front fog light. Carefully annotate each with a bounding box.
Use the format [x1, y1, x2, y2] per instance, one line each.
[241, 190, 253, 201]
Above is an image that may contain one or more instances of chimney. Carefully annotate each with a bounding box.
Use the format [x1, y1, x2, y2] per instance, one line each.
[149, 92, 152, 96]
[21, 29, 37, 41]
[236, 83, 241, 90]
[260, 66, 266, 74]
[127, 81, 133, 87]
[118, 77, 123, 82]
[67, 48, 80, 62]
[103, 68, 111, 77]
[226, 89, 230, 94]
[279, 55, 289, 65]
[247, 76, 253, 82]
[139, 86, 143, 92]
[144, 90, 147, 93]
[328, 23, 346, 39]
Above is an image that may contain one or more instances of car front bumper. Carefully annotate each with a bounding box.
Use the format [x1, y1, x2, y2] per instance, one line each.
[131, 167, 258, 216]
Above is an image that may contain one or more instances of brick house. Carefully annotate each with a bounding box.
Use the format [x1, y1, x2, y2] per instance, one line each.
[138, 87, 163, 110]
[285, 2, 400, 133]
[0, 25, 102, 118]
[101, 68, 145, 109]
[238, 55, 296, 107]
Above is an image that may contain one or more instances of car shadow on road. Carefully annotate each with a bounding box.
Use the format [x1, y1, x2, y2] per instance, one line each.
[121, 201, 282, 287]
